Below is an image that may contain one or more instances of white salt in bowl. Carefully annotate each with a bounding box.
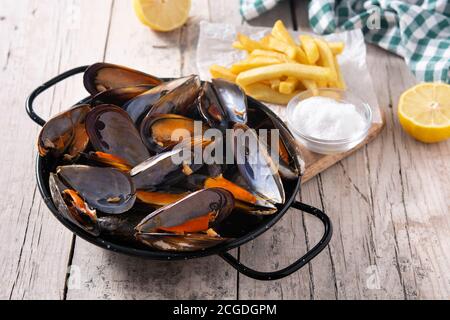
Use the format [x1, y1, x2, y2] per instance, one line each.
[286, 88, 373, 155]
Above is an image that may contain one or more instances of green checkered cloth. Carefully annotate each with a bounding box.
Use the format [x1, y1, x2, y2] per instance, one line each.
[309, 0, 450, 82]
[241, 0, 450, 83]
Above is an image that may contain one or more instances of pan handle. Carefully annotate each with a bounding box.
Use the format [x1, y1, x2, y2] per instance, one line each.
[26, 65, 89, 127]
[219, 201, 332, 281]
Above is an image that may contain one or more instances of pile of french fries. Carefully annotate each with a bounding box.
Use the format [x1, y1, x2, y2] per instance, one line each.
[209, 20, 346, 105]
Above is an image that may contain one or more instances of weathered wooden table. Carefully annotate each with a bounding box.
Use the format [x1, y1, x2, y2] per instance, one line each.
[1, 0, 449, 300]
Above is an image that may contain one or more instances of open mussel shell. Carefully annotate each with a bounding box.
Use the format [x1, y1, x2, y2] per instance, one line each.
[57, 165, 136, 214]
[49, 173, 100, 236]
[130, 138, 208, 190]
[145, 75, 201, 117]
[212, 78, 248, 125]
[135, 233, 230, 252]
[135, 188, 234, 234]
[233, 123, 285, 205]
[38, 104, 91, 159]
[140, 114, 206, 154]
[85, 104, 150, 166]
[92, 85, 154, 107]
[84, 63, 162, 95]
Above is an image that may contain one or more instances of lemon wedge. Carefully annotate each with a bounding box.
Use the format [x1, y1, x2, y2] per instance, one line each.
[133, 0, 191, 32]
[398, 82, 450, 143]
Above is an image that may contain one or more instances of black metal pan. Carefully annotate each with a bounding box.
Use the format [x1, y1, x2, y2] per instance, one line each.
[26, 65, 332, 281]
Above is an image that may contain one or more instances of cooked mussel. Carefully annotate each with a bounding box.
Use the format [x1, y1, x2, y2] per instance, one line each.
[56, 165, 136, 214]
[136, 190, 189, 208]
[135, 188, 234, 234]
[84, 63, 162, 95]
[212, 78, 247, 125]
[49, 173, 99, 236]
[135, 233, 229, 252]
[92, 85, 154, 107]
[144, 75, 201, 117]
[38, 104, 91, 159]
[85, 104, 150, 166]
[84, 151, 132, 172]
[98, 211, 148, 243]
[123, 77, 198, 125]
[197, 82, 228, 130]
[140, 114, 207, 153]
[233, 123, 285, 205]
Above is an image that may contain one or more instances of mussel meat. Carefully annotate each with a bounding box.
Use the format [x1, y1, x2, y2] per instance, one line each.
[135, 233, 229, 252]
[140, 114, 207, 153]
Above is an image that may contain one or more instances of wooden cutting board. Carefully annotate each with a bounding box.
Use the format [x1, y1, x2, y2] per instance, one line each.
[300, 109, 385, 183]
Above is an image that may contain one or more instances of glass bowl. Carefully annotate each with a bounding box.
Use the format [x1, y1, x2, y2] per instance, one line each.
[286, 88, 373, 155]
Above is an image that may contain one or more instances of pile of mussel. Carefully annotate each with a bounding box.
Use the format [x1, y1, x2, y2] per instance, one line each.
[38, 63, 301, 252]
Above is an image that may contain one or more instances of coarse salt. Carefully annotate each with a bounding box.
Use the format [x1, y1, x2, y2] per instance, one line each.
[292, 96, 367, 140]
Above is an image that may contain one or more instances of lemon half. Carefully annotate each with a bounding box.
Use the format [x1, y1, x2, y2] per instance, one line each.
[398, 82, 450, 143]
[133, 0, 191, 32]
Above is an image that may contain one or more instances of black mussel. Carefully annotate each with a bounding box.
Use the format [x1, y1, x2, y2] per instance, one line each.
[84, 151, 132, 172]
[135, 188, 234, 234]
[135, 233, 229, 252]
[85, 104, 150, 166]
[197, 82, 228, 130]
[49, 173, 100, 236]
[140, 114, 207, 154]
[38, 105, 91, 160]
[248, 107, 303, 179]
[57, 165, 136, 214]
[124, 77, 197, 125]
[136, 190, 189, 208]
[130, 138, 209, 190]
[233, 123, 285, 205]
[92, 85, 153, 107]
[83, 63, 162, 95]
[144, 75, 201, 117]
[212, 78, 247, 125]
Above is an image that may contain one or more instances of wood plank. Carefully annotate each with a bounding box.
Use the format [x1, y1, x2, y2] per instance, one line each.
[66, 0, 238, 300]
[380, 52, 450, 299]
[0, 0, 112, 299]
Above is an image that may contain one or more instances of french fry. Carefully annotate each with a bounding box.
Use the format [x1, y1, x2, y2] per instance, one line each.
[237, 33, 261, 52]
[250, 49, 295, 63]
[260, 35, 298, 60]
[236, 63, 333, 87]
[209, 65, 237, 83]
[271, 20, 297, 46]
[314, 38, 338, 86]
[243, 83, 300, 105]
[230, 56, 281, 74]
[279, 77, 298, 94]
[300, 79, 319, 95]
[328, 41, 345, 55]
[232, 41, 245, 51]
[299, 35, 319, 64]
